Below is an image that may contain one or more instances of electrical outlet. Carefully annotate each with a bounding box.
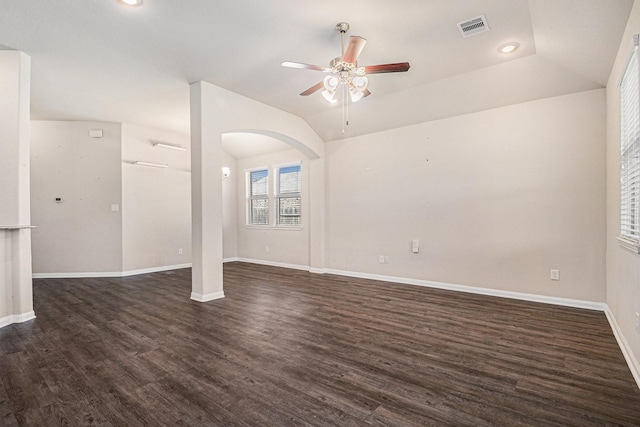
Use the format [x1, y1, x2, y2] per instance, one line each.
[636, 312, 640, 334]
[550, 269, 560, 281]
[379, 255, 385, 263]
[265, 246, 270, 253]
[178, 248, 183, 255]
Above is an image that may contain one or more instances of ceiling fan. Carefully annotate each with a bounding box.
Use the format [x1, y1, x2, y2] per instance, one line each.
[282, 22, 410, 131]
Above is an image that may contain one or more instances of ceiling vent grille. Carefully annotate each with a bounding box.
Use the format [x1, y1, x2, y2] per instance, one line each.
[457, 15, 489, 38]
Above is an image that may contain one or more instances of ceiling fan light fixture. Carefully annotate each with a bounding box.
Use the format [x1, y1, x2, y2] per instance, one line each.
[349, 88, 364, 103]
[352, 76, 368, 91]
[322, 90, 338, 104]
[323, 75, 339, 91]
[120, 0, 143, 6]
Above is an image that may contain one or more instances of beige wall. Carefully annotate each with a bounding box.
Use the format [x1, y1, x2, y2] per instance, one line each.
[326, 89, 606, 302]
[222, 150, 238, 260]
[30, 121, 123, 275]
[236, 149, 310, 266]
[121, 124, 191, 272]
[606, 1, 640, 369]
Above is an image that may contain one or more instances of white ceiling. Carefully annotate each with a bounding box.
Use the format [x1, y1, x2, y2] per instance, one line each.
[0, 0, 634, 153]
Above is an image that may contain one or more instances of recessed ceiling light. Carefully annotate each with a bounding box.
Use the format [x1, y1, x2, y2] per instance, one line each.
[498, 42, 519, 54]
[120, 0, 143, 6]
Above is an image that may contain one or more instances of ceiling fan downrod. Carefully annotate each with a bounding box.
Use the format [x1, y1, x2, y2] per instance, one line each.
[336, 22, 350, 57]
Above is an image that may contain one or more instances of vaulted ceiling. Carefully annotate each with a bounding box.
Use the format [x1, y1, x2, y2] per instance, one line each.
[0, 0, 634, 149]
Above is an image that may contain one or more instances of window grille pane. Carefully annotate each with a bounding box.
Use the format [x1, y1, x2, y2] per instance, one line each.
[250, 199, 269, 225]
[277, 165, 301, 194]
[277, 196, 301, 225]
[250, 169, 268, 196]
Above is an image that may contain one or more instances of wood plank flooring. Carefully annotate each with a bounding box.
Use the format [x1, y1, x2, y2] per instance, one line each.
[1, 262, 640, 426]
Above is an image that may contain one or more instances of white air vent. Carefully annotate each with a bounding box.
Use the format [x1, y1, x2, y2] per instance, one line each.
[457, 15, 489, 38]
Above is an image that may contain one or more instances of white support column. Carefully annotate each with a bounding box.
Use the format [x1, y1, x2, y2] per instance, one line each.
[189, 81, 225, 302]
[0, 51, 35, 328]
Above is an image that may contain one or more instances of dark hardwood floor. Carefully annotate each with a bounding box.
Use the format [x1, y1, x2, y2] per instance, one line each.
[1, 262, 639, 426]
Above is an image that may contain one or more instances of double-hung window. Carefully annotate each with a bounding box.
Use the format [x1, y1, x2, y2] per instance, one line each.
[248, 168, 269, 226]
[246, 162, 302, 227]
[274, 163, 301, 226]
[620, 36, 640, 251]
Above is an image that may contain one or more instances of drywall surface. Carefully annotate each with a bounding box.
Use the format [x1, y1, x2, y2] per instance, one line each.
[606, 1, 640, 375]
[326, 89, 606, 302]
[121, 124, 191, 272]
[30, 121, 123, 274]
[222, 151, 238, 260]
[236, 148, 310, 266]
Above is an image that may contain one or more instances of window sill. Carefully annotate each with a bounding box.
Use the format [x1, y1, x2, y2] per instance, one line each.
[244, 225, 303, 231]
[245, 225, 270, 230]
[617, 236, 640, 254]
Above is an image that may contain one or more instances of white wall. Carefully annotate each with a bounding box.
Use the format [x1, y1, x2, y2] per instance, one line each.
[222, 150, 238, 260]
[121, 124, 191, 272]
[326, 89, 606, 302]
[30, 121, 123, 274]
[236, 149, 310, 266]
[606, 1, 640, 373]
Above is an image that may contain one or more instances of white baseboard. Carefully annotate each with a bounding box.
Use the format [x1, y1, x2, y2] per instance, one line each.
[121, 263, 192, 277]
[190, 291, 225, 302]
[223, 257, 240, 263]
[323, 268, 606, 311]
[0, 310, 36, 328]
[236, 257, 310, 271]
[604, 305, 640, 390]
[33, 263, 192, 279]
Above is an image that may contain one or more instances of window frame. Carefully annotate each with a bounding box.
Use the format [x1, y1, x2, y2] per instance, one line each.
[246, 167, 270, 227]
[273, 162, 302, 229]
[618, 35, 640, 254]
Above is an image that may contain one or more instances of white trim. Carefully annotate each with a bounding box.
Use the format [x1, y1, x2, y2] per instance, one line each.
[33, 271, 123, 279]
[190, 291, 225, 302]
[32, 263, 192, 279]
[0, 310, 36, 328]
[223, 257, 240, 263]
[309, 267, 326, 274]
[604, 305, 640, 390]
[323, 268, 606, 311]
[617, 236, 640, 254]
[236, 257, 310, 271]
[122, 263, 192, 277]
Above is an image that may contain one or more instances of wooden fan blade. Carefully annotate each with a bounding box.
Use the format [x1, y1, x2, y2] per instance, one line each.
[300, 81, 324, 96]
[342, 36, 367, 64]
[364, 62, 411, 74]
[282, 61, 331, 73]
[363, 88, 371, 98]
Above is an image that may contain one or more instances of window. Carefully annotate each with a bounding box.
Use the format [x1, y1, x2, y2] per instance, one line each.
[620, 40, 640, 248]
[248, 168, 269, 225]
[245, 162, 303, 228]
[274, 163, 301, 226]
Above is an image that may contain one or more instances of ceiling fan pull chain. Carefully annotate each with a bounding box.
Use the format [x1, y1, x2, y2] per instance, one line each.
[342, 85, 346, 134]
[346, 84, 350, 127]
